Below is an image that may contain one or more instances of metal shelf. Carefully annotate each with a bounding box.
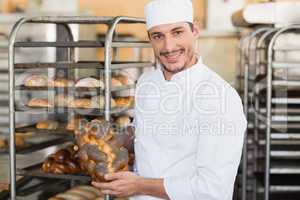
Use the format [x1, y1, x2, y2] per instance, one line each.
[15, 124, 73, 135]
[272, 98, 300, 105]
[271, 151, 300, 159]
[17, 163, 91, 181]
[271, 133, 300, 140]
[256, 113, 300, 122]
[8, 16, 150, 200]
[14, 61, 154, 70]
[27, 16, 146, 24]
[15, 84, 135, 93]
[271, 167, 300, 175]
[258, 185, 300, 193]
[0, 135, 71, 154]
[273, 46, 300, 51]
[15, 106, 133, 116]
[14, 41, 151, 48]
[272, 61, 300, 69]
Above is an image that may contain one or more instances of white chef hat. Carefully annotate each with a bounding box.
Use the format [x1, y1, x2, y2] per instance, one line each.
[145, 0, 194, 30]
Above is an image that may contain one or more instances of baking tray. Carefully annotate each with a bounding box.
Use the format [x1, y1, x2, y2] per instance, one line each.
[0, 134, 72, 154]
[17, 163, 91, 182]
[15, 106, 134, 116]
[15, 84, 135, 93]
[14, 61, 154, 70]
[15, 124, 74, 135]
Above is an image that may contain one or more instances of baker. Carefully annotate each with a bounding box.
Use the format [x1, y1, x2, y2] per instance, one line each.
[93, 0, 247, 199]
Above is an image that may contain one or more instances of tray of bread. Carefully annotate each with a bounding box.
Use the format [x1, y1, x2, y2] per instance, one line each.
[15, 95, 134, 117]
[16, 73, 135, 92]
[15, 115, 131, 134]
[0, 131, 71, 154]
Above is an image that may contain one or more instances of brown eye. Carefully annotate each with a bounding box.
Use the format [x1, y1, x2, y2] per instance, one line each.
[152, 34, 162, 40]
[174, 31, 183, 36]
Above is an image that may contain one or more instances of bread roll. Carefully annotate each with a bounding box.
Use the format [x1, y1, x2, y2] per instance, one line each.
[113, 74, 134, 86]
[48, 197, 65, 200]
[91, 96, 117, 109]
[69, 99, 93, 109]
[24, 74, 49, 87]
[49, 78, 75, 88]
[114, 96, 134, 108]
[72, 186, 102, 197]
[27, 98, 54, 108]
[114, 116, 130, 128]
[69, 96, 117, 109]
[42, 146, 80, 175]
[0, 138, 7, 149]
[15, 135, 25, 148]
[56, 193, 88, 200]
[54, 94, 74, 107]
[111, 78, 123, 87]
[36, 120, 59, 130]
[67, 189, 97, 199]
[75, 77, 104, 89]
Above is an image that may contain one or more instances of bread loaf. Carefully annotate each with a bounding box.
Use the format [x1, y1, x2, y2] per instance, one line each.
[42, 145, 80, 174]
[67, 189, 97, 199]
[36, 120, 59, 130]
[75, 121, 129, 182]
[111, 78, 123, 87]
[113, 74, 134, 86]
[54, 94, 74, 107]
[15, 135, 26, 148]
[24, 74, 49, 87]
[75, 77, 104, 89]
[48, 78, 75, 88]
[27, 98, 54, 108]
[114, 96, 134, 108]
[55, 193, 88, 200]
[69, 99, 93, 109]
[114, 116, 131, 128]
[0, 138, 7, 149]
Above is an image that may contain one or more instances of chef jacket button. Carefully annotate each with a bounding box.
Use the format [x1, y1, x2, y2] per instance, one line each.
[134, 138, 138, 143]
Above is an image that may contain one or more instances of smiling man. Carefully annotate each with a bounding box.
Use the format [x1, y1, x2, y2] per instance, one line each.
[92, 0, 247, 200]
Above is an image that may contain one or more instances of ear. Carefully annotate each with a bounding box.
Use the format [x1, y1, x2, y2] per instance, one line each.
[192, 23, 200, 38]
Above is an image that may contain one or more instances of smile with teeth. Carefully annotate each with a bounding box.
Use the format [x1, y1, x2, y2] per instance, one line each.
[162, 49, 184, 62]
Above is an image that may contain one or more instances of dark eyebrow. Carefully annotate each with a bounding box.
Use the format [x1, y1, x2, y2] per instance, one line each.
[171, 26, 185, 32]
[149, 26, 185, 37]
[149, 32, 162, 37]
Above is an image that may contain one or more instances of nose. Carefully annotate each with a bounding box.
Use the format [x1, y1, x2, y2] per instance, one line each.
[163, 35, 176, 52]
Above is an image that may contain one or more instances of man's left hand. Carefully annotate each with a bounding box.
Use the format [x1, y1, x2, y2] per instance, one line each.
[92, 171, 142, 198]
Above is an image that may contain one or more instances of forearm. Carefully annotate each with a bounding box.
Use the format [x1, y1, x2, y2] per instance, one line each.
[137, 178, 170, 200]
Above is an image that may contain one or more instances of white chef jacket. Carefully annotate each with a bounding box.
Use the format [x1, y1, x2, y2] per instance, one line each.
[130, 58, 247, 200]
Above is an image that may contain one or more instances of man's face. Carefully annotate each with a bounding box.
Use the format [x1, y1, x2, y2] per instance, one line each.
[148, 22, 199, 74]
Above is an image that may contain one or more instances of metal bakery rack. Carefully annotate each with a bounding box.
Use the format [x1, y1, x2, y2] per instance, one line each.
[8, 16, 154, 200]
[238, 24, 300, 200]
[0, 32, 8, 133]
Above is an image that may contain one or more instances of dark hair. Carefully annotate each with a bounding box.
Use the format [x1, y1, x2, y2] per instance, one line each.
[187, 22, 194, 31]
[147, 22, 194, 39]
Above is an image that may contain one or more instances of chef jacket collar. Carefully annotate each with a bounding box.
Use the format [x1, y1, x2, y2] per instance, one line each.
[157, 56, 204, 82]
